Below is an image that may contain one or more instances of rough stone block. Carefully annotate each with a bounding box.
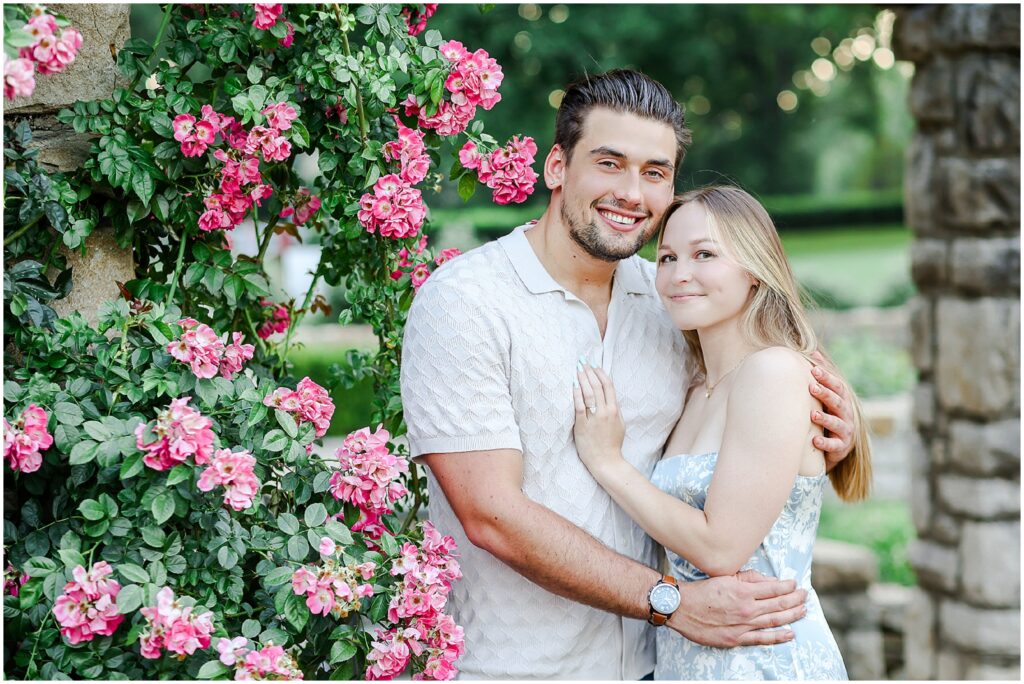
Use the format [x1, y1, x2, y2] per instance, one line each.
[812, 539, 878, 591]
[936, 650, 965, 679]
[909, 57, 955, 124]
[950, 237, 1020, 295]
[908, 539, 959, 592]
[869, 583, 914, 632]
[50, 226, 135, 328]
[935, 298, 1020, 416]
[902, 587, 936, 679]
[940, 4, 1021, 51]
[909, 296, 933, 372]
[909, 432, 932, 534]
[910, 239, 948, 290]
[843, 629, 886, 680]
[819, 593, 879, 631]
[960, 521, 1020, 607]
[904, 135, 936, 234]
[949, 418, 1020, 476]
[939, 601, 1020, 656]
[957, 55, 1021, 154]
[912, 382, 935, 429]
[937, 157, 1021, 231]
[930, 510, 961, 545]
[964, 660, 1022, 680]
[937, 474, 1020, 519]
[893, 6, 941, 62]
[5, 5, 131, 114]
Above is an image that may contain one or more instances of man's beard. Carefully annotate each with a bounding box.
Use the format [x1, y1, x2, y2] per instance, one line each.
[562, 198, 656, 263]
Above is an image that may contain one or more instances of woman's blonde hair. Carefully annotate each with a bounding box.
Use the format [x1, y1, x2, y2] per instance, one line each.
[655, 185, 872, 502]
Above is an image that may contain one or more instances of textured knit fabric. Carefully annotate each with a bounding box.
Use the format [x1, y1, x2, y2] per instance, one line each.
[401, 224, 688, 679]
[651, 452, 848, 680]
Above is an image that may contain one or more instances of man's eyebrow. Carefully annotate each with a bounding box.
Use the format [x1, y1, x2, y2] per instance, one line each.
[588, 146, 674, 171]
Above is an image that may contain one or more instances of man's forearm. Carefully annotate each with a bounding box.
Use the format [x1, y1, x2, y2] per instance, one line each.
[472, 492, 660, 620]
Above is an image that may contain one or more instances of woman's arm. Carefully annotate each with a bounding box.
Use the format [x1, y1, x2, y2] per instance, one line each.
[573, 349, 816, 576]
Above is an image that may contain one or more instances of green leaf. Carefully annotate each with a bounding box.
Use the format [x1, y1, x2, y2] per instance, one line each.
[120, 452, 144, 480]
[55, 401, 83, 427]
[277, 512, 300, 535]
[283, 591, 309, 631]
[423, 29, 442, 48]
[287, 535, 309, 562]
[379, 533, 399, 557]
[18, 579, 43, 610]
[223, 275, 245, 307]
[330, 640, 357, 664]
[140, 526, 166, 547]
[458, 173, 477, 202]
[323, 520, 353, 546]
[246, 64, 263, 85]
[116, 584, 144, 614]
[240, 618, 261, 639]
[23, 556, 58, 578]
[261, 429, 289, 453]
[117, 563, 150, 584]
[166, 465, 192, 487]
[217, 546, 239, 570]
[131, 171, 155, 206]
[290, 119, 310, 149]
[69, 440, 99, 465]
[264, 566, 294, 587]
[198, 660, 230, 679]
[83, 518, 110, 537]
[148, 112, 174, 138]
[79, 498, 106, 521]
[218, 40, 237, 64]
[99, 493, 119, 518]
[151, 490, 176, 524]
[275, 410, 298, 439]
[195, 378, 219, 408]
[82, 421, 112, 441]
[304, 503, 327, 528]
[58, 548, 86, 569]
[246, 402, 268, 427]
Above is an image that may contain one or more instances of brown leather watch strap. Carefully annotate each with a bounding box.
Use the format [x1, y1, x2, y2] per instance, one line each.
[648, 574, 679, 626]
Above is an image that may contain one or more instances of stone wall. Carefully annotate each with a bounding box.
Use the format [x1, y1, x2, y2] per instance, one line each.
[5, 4, 134, 325]
[893, 5, 1021, 680]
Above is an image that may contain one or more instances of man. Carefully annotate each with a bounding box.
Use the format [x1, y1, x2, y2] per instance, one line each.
[400, 70, 858, 679]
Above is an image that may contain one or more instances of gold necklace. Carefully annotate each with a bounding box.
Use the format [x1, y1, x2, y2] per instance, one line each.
[704, 353, 753, 398]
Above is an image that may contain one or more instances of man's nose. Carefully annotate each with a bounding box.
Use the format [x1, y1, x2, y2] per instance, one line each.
[612, 169, 643, 207]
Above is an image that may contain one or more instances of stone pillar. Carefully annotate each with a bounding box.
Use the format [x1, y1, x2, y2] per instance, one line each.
[893, 5, 1021, 680]
[6, 4, 134, 325]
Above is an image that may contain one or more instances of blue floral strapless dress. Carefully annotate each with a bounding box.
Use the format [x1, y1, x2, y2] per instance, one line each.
[651, 452, 848, 680]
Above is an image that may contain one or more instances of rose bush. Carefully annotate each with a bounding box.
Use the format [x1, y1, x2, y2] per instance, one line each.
[3, 3, 535, 679]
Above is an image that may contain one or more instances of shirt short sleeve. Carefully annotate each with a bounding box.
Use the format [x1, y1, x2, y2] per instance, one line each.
[400, 276, 522, 457]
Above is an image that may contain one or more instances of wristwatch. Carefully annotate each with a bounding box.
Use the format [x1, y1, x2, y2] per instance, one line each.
[647, 574, 680, 626]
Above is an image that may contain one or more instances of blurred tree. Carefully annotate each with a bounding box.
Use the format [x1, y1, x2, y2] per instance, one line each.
[430, 3, 912, 203]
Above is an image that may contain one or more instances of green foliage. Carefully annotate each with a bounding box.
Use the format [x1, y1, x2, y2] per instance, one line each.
[819, 499, 917, 585]
[827, 334, 916, 398]
[4, 3, 516, 679]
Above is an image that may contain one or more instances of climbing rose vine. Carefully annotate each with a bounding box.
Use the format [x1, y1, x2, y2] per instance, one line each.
[3, 2, 537, 680]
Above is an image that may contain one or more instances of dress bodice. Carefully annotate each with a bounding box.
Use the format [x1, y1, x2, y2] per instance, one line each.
[649, 452, 848, 680]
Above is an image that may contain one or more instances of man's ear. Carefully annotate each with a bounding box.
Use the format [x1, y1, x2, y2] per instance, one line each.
[544, 144, 567, 190]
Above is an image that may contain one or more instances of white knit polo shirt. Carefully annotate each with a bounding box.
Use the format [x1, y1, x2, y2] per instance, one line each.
[401, 224, 688, 679]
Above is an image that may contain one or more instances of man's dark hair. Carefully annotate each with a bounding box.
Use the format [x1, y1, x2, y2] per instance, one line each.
[554, 69, 692, 173]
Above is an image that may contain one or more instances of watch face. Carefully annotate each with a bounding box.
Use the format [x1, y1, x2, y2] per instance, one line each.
[651, 583, 680, 614]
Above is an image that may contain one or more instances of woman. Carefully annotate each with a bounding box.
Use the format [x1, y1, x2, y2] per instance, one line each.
[572, 186, 871, 680]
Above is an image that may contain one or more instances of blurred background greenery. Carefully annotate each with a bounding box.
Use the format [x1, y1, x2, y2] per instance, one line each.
[131, 3, 917, 585]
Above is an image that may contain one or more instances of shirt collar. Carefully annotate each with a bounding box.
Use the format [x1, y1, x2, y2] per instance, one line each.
[498, 224, 652, 297]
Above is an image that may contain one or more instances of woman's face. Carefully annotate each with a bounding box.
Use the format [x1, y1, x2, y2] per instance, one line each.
[655, 202, 758, 332]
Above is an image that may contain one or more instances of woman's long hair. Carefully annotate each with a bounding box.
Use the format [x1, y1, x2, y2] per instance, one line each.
[655, 185, 872, 502]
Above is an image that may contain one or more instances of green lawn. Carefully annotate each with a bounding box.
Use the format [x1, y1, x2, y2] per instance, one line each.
[818, 499, 916, 586]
